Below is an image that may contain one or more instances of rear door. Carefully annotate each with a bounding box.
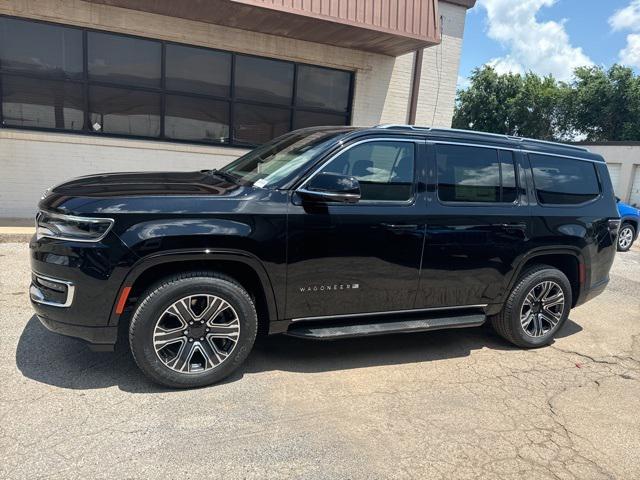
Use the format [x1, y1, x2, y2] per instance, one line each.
[285, 137, 428, 320]
[416, 142, 531, 309]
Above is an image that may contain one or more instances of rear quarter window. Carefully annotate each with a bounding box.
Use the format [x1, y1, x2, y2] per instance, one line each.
[530, 154, 600, 205]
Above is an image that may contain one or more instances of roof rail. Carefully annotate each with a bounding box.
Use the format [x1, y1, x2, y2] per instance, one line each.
[374, 124, 432, 131]
[374, 125, 589, 152]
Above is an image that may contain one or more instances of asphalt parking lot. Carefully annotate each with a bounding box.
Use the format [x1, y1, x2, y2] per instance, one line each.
[1, 242, 639, 479]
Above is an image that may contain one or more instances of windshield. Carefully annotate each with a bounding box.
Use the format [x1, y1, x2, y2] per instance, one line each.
[219, 128, 349, 188]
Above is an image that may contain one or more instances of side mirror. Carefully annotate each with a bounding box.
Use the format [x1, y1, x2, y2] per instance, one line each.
[298, 172, 361, 204]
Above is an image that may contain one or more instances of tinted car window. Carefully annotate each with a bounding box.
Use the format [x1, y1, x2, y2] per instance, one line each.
[530, 154, 600, 205]
[88, 32, 161, 88]
[321, 141, 415, 202]
[437, 144, 517, 203]
[500, 150, 518, 203]
[165, 44, 231, 97]
[0, 17, 83, 78]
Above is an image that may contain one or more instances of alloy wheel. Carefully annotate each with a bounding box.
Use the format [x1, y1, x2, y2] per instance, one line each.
[619, 226, 633, 250]
[153, 294, 240, 374]
[520, 281, 565, 338]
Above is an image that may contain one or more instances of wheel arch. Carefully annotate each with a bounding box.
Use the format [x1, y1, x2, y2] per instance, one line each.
[621, 216, 638, 237]
[507, 248, 584, 308]
[108, 249, 279, 334]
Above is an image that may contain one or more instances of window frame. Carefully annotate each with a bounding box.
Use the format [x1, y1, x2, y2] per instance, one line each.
[297, 137, 420, 206]
[527, 152, 603, 208]
[0, 14, 354, 147]
[434, 141, 521, 207]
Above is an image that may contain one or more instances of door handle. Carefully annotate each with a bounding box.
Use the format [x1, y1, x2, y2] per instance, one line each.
[381, 223, 419, 230]
[498, 223, 527, 230]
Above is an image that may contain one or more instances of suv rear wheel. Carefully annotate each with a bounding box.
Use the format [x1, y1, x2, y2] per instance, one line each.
[491, 265, 572, 348]
[129, 272, 257, 388]
[617, 223, 636, 252]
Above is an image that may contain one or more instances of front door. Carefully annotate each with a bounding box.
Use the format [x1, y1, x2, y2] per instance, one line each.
[285, 138, 427, 320]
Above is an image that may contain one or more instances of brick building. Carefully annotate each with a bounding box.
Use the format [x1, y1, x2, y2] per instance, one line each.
[0, 0, 475, 217]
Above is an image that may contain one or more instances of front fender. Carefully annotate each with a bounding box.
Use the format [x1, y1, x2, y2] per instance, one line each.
[107, 248, 279, 327]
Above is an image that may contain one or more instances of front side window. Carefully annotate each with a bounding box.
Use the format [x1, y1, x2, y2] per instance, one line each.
[320, 141, 415, 202]
[437, 144, 517, 203]
[530, 154, 600, 205]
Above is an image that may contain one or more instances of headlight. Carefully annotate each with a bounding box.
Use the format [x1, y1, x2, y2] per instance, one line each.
[36, 211, 114, 242]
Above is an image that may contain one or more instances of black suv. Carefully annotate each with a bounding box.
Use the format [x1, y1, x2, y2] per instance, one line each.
[30, 126, 620, 388]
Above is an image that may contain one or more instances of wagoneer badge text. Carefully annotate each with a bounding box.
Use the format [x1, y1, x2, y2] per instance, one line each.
[300, 284, 360, 293]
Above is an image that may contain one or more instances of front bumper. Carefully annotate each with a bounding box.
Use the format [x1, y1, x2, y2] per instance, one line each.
[29, 233, 138, 348]
[37, 313, 118, 351]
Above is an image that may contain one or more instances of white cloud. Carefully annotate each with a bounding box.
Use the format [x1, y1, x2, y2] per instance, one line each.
[610, 1, 640, 68]
[478, 0, 593, 80]
[620, 33, 640, 67]
[609, 0, 640, 31]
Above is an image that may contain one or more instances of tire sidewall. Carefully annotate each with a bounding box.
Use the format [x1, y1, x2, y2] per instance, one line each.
[508, 269, 572, 347]
[130, 276, 257, 388]
[618, 225, 635, 252]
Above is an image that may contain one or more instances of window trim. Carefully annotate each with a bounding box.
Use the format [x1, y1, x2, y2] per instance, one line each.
[433, 142, 521, 207]
[527, 152, 603, 208]
[0, 14, 354, 148]
[296, 137, 420, 206]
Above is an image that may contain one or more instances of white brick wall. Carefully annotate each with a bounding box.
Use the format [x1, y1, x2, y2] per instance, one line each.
[0, 130, 247, 217]
[0, 0, 468, 217]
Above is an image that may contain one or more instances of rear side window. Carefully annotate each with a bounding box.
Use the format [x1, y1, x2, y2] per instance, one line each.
[436, 144, 518, 203]
[530, 154, 600, 205]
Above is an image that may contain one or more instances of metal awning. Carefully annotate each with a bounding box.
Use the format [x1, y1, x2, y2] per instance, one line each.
[84, 0, 474, 56]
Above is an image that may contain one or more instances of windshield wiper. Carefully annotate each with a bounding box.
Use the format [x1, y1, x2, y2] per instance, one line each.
[209, 169, 238, 183]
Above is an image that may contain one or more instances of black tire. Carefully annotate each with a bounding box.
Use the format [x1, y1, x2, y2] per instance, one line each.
[617, 223, 636, 252]
[490, 265, 572, 348]
[129, 271, 257, 388]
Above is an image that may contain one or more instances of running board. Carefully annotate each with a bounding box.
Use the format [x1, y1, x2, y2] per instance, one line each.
[285, 312, 486, 340]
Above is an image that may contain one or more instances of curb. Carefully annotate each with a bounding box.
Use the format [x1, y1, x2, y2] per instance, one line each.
[0, 227, 34, 243]
[0, 233, 33, 243]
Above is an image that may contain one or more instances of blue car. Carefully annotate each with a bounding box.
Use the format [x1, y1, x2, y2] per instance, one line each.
[617, 198, 640, 252]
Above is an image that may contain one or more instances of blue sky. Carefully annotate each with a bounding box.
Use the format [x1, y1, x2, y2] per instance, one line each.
[458, 0, 640, 87]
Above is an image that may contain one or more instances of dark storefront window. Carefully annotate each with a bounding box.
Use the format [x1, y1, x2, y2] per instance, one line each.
[0, 15, 353, 147]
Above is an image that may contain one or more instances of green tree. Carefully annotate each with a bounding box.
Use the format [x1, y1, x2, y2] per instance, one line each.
[452, 67, 522, 135]
[453, 64, 640, 142]
[565, 65, 640, 141]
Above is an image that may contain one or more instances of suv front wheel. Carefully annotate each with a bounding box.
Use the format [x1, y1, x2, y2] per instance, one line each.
[129, 272, 257, 388]
[491, 265, 572, 348]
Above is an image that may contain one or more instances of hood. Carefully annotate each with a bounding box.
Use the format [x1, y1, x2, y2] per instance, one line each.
[39, 170, 264, 216]
[48, 171, 241, 197]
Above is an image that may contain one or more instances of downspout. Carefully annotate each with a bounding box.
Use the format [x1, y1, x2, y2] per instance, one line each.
[407, 48, 423, 125]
